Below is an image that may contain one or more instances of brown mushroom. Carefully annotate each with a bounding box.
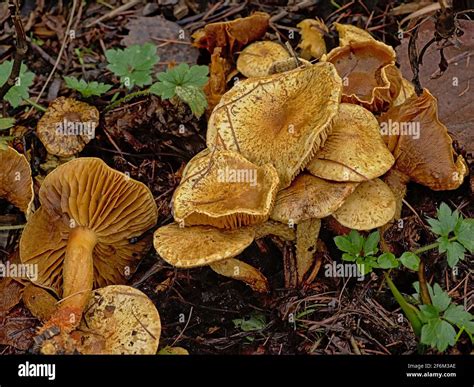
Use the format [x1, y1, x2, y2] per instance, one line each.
[297, 18, 328, 60]
[334, 23, 375, 46]
[296, 218, 321, 285]
[207, 62, 342, 188]
[236, 41, 290, 78]
[172, 149, 279, 229]
[37, 97, 99, 157]
[306, 103, 395, 181]
[20, 158, 158, 333]
[270, 173, 358, 224]
[0, 146, 34, 218]
[210, 258, 269, 293]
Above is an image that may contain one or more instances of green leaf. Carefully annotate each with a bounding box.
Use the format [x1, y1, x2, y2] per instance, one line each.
[445, 241, 465, 268]
[427, 218, 443, 236]
[356, 256, 373, 275]
[454, 219, 474, 253]
[334, 235, 353, 254]
[431, 283, 451, 313]
[399, 252, 420, 271]
[175, 85, 207, 118]
[429, 202, 459, 237]
[341, 253, 357, 262]
[106, 43, 159, 88]
[363, 231, 380, 256]
[233, 313, 266, 332]
[0, 117, 15, 130]
[348, 230, 364, 255]
[377, 252, 399, 269]
[421, 318, 456, 352]
[0, 61, 35, 108]
[443, 304, 474, 334]
[64, 76, 112, 98]
[419, 304, 440, 321]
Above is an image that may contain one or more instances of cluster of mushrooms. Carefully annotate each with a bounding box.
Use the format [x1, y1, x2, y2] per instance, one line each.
[0, 19, 468, 355]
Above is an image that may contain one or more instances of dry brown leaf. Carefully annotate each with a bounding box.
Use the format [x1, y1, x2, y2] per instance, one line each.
[210, 258, 269, 293]
[0, 278, 23, 317]
[0, 306, 37, 351]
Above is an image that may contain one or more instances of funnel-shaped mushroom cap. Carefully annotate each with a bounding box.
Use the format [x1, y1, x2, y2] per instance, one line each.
[154, 223, 255, 268]
[392, 77, 415, 107]
[297, 18, 328, 60]
[78, 285, 161, 355]
[0, 146, 34, 217]
[332, 178, 396, 230]
[254, 220, 296, 241]
[37, 97, 99, 157]
[307, 103, 394, 181]
[20, 158, 158, 294]
[236, 41, 290, 78]
[334, 23, 375, 46]
[270, 173, 358, 224]
[173, 149, 279, 229]
[268, 57, 312, 75]
[207, 62, 342, 188]
[379, 89, 468, 190]
[323, 40, 400, 112]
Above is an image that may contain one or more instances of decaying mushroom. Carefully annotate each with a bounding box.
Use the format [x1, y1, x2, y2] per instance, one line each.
[297, 18, 328, 60]
[270, 173, 358, 224]
[20, 158, 158, 333]
[37, 97, 99, 157]
[207, 62, 342, 188]
[306, 103, 394, 181]
[323, 39, 401, 112]
[236, 41, 290, 78]
[0, 146, 34, 218]
[332, 178, 396, 230]
[173, 149, 279, 229]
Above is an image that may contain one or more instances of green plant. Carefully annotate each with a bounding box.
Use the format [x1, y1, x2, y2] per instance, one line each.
[0, 61, 35, 108]
[64, 76, 112, 98]
[105, 43, 159, 88]
[150, 63, 209, 117]
[233, 312, 267, 332]
[0, 116, 15, 150]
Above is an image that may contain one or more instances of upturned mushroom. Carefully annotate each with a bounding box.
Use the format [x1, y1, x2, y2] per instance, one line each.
[0, 146, 34, 218]
[306, 103, 395, 182]
[173, 149, 279, 229]
[207, 62, 342, 188]
[37, 97, 99, 157]
[20, 158, 158, 333]
[236, 41, 290, 78]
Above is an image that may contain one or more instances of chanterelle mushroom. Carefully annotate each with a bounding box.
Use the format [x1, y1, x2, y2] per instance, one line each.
[236, 41, 290, 78]
[0, 146, 34, 218]
[306, 103, 394, 181]
[154, 223, 255, 268]
[173, 149, 279, 229]
[20, 158, 158, 333]
[332, 178, 396, 230]
[207, 62, 342, 188]
[37, 97, 99, 157]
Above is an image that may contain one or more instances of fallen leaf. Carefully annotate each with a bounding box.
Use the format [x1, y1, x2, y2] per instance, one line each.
[22, 283, 58, 322]
[210, 258, 269, 293]
[296, 218, 321, 285]
[122, 16, 199, 70]
[0, 278, 23, 318]
[0, 306, 37, 351]
[396, 20, 474, 152]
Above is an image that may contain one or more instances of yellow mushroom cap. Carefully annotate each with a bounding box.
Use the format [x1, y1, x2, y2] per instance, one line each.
[20, 158, 158, 295]
[77, 285, 161, 355]
[379, 89, 468, 190]
[37, 97, 99, 157]
[297, 18, 328, 60]
[236, 41, 290, 78]
[0, 146, 34, 217]
[307, 103, 394, 181]
[173, 149, 279, 229]
[153, 223, 255, 268]
[323, 40, 400, 112]
[334, 23, 375, 46]
[332, 178, 396, 230]
[270, 173, 358, 224]
[207, 62, 342, 188]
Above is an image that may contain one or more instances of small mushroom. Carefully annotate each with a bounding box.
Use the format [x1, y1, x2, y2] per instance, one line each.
[332, 178, 396, 230]
[334, 23, 375, 46]
[207, 62, 342, 188]
[0, 146, 34, 218]
[153, 223, 255, 268]
[172, 149, 279, 229]
[210, 258, 269, 293]
[270, 173, 358, 224]
[306, 103, 395, 181]
[37, 97, 99, 157]
[379, 89, 468, 191]
[20, 158, 158, 332]
[323, 40, 401, 112]
[236, 41, 290, 78]
[297, 18, 328, 60]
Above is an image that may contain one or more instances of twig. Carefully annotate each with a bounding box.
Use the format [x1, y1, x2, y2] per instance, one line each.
[0, 1, 27, 103]
[85, 0, 142, 28]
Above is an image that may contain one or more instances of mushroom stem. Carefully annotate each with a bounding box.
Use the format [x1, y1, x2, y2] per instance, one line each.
[44, 227, 97, 333]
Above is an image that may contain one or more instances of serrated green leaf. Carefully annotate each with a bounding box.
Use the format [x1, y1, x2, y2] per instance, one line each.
[182, 65, 209, 87]
[106, 43, 159, 89]
[377, 252, 399, 269]
[431, 283, 451, 312]
[399, 252, 420, 271]
[437, 203, 459, 236]
[421, 318, 456, 352]
[443, 304, 474, 334]
[0, 61, 35, 108]
[363, 231, 380, 256]
[445, 241, 465, 268]
[64, 76, 112, 98]
[419, 304, 440, 321]
[455, 219, 474, 253]
[175, 85, 207, 117]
